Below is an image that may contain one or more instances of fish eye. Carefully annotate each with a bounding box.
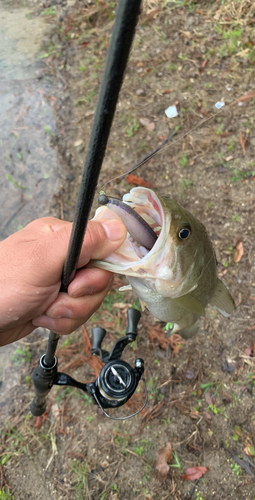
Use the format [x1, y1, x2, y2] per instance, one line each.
[178, 227, 191, 240]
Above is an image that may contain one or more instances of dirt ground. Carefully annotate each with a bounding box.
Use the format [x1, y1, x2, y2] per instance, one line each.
[1, 0, 255, 499]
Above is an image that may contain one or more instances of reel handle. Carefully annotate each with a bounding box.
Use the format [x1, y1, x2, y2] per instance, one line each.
[91, 327, 106, 351]
[126, 308, 141, 338]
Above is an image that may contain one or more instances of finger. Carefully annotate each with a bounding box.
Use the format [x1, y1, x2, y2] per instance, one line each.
[68, 267, 113, 298]
[32, 287, 111, 335]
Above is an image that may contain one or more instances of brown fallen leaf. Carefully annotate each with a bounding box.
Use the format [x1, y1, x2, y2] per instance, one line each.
[162, 88, 174, 94]
[181, 466, 209, 481]
[77, 41, 90, 49]
[34, 412, 49, 429]
[126, 174, 157, 188]
[205, 391, 215, 406]
[155, 442, 173, 482]
[234, 241, 244, 263]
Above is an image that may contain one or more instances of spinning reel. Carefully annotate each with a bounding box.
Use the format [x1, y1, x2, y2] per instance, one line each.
[30, 308, 147, 420]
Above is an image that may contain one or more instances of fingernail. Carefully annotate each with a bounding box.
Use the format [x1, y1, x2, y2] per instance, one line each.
[71, 286, 95, 298]
[32, 316, 56, 329]
[102, 219, 126, 241]
[47, 306, 72, 319]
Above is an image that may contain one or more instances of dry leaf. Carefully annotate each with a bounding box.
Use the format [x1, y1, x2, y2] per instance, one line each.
[77, 41, 89, 49]
[126, 174, 157, 188]
[244, 347, 252, 356]
[139, 117, 155, 131]
[155, 442, 173, 482]
[147, 121, 155, 131]
[203, 411, 212, 420]
[34, 412, 49, 428]
[181, 466, 209, 481]
[162, 89, 174, 94]
[205, 391, 215, 406]
[234, 241, 244, 263]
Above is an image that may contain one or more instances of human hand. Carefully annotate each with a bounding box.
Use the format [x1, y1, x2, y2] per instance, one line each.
[0, 216, 126, 346]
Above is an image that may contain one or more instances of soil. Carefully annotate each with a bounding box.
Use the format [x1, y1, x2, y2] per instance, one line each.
[0, 1, 255, 499]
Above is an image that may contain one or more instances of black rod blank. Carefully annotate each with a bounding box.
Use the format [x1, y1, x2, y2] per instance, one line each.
[43, 0, 142, 368]
[62, 0, 142, 291]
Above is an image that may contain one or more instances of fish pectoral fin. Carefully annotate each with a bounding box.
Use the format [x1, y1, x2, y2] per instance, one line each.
[172, 295, 205, 317]
[210, 278, 236, 317]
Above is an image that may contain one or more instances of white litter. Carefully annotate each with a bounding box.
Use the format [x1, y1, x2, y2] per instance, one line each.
[165, 105, 178, 118]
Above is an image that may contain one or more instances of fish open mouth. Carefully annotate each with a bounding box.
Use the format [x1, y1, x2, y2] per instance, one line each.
[93, 188, 171, 274]
[121, 188, 163, 256]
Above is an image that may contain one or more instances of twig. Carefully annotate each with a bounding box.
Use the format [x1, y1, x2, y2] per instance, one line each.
[186, 478, 200, 499]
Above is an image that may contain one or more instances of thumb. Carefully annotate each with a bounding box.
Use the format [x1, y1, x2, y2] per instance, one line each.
[77, 218, 127, 268]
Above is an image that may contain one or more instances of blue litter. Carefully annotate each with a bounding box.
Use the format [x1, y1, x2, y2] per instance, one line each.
[215, 101, 225, 109]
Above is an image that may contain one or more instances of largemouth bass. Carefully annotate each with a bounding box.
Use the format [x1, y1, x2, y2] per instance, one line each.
[93, 188, 235, 339]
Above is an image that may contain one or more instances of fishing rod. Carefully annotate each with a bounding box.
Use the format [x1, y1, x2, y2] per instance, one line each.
[30, 0, 148, 420]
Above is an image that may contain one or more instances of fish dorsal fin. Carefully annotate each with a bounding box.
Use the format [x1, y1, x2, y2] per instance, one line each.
[173, 294, 205, 317]
[210, 278, 236, 317]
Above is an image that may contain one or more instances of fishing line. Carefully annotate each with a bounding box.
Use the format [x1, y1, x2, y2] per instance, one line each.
[100, 89, 254, 191]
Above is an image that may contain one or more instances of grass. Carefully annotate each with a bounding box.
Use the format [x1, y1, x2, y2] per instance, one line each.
[99, 289, 125, 313]
[1, 425, 29, 466]
[0, 489, 14, 499]
[229, 169, 255, 182]
[133, 445, 144, 456]
[11, 346, 31, 366]
[179, 179, 193, 192]
[170, 451, 182, 469]
[230, 462, 241, 477]
[44, 125, 54, 137]
[214, 25, 244, 57]
[164, 322, 174, 331]
[70, 459, 89, 500]
[5, 174, 26, 190]
[232, 214, 241, 222]
[126, 118, 140, 138]
[74, 90, 96, 106]
[180, 155, 188, 167]
[41, 7, 57, 16]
